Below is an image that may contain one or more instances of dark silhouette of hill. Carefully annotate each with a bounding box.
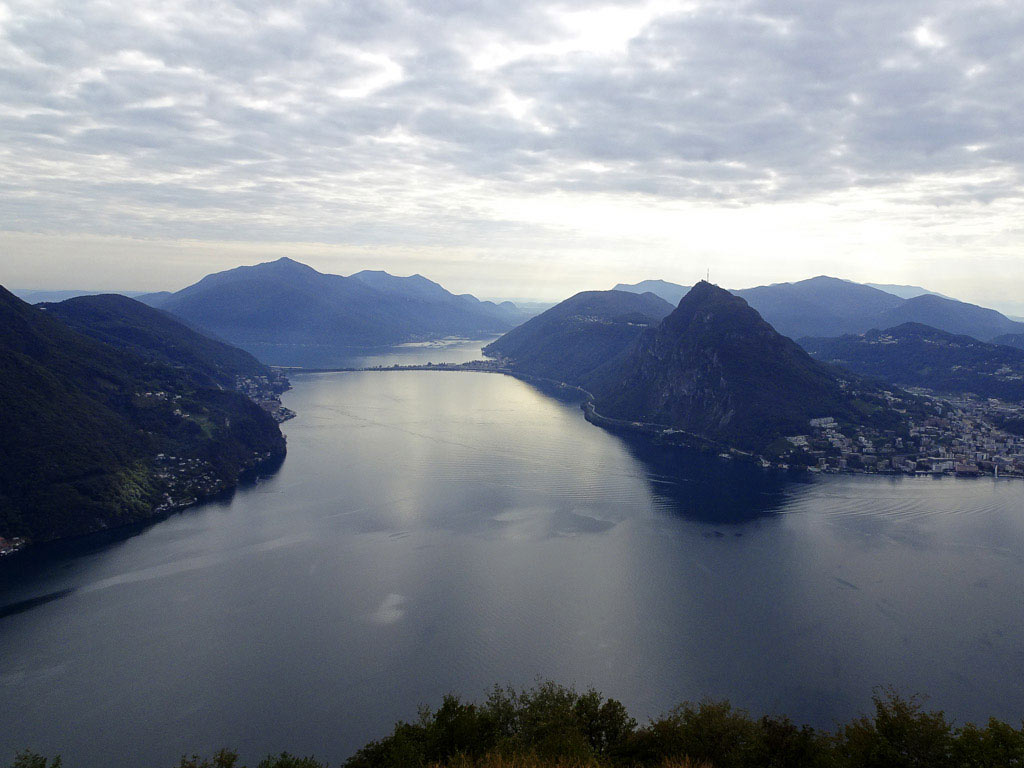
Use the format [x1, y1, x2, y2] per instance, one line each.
[801, 322, 1024, 401]
[482, 290, 674, 385]
[591, 282, 900, 451]
[39, 293, 270, 389]
[0, 286, 285, 545]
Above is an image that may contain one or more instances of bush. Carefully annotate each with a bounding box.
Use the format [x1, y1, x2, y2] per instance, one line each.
[8, 684, 1024, 768]
[837, 689, 954, 768]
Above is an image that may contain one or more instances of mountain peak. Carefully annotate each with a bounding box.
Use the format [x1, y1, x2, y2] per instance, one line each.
[681, 279, 724, 298]
[262, 256, 320, 274]
[593, 281, 859, 451]
[662, 280, 768, 334]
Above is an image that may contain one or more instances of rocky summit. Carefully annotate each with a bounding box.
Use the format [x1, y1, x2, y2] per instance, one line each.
[592, 281, 881, 451]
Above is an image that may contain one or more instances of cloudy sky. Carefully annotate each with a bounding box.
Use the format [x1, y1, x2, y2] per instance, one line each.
[2, 0, 1023, 310]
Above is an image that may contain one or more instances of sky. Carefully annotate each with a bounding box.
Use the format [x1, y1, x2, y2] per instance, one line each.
[1, 0, 1023, 311]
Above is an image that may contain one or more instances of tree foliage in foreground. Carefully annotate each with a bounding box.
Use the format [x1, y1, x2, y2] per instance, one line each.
[9, 682, 1024, 768]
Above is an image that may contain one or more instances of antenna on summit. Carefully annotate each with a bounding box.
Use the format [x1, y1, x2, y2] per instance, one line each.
[706, 268, 710, 283]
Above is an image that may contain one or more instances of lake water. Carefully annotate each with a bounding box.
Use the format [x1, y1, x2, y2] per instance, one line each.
[3, 347, 1024, 766]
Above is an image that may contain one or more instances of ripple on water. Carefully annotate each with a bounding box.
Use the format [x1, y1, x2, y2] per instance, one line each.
[779, 476, 1013, 521]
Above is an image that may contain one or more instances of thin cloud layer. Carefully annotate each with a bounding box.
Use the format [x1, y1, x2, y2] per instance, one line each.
[1, 0, 1022, 299]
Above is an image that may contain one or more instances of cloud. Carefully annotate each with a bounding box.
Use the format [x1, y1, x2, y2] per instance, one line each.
[1, 0, 1023, 301]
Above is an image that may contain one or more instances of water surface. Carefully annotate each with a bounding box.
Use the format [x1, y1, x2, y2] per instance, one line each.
[2, 358, 1024, 766]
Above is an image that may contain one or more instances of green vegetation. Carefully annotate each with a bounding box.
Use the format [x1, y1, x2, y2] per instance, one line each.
[39, 293, 272, 390]
[0, 286, 286, 544]
[801, 323, 1024, 401]
[9, 682, 1024, 767]
[483, 290, 674, 386]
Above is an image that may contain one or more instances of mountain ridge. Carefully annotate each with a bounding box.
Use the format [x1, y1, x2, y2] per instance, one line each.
[38, 293, 274, 390]
[614, 276, 1024, 341]
[0, 286, 286, 546]
[801, 322, 1024, 402]
[483, 290, 675, 386]
[145, 258, 527, 366]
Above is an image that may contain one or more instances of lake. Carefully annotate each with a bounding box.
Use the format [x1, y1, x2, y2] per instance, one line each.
[2, 347, 1024, 766]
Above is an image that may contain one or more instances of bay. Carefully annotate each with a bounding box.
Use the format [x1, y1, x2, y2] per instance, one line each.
[2, 344, 1024, 766]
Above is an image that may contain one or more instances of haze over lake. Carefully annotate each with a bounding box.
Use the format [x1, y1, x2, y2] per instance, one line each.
[2, 344, 1024, 767]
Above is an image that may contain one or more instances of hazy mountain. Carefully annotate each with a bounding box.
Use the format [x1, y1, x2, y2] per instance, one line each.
[350, 269, 527, 325]
[39, 294, 271, 390]
[12, 288, 153, 304]
[134, 290, 173, 307]
[612, 279, 690, 305]
[592, 282, 901, 452]
[146, 258, 525, 366]
[730, 276, 905, 339]
[0, 286, 285, 545]
[614, 276, 905, 337]
[994, 333, 1024, 351]
[870, 294, 1024, 342]
[802, 323, 1024, 401]
[483, 290, 674, 385]
[615, 275, 1024, 341]
[865, 283, 950, 300]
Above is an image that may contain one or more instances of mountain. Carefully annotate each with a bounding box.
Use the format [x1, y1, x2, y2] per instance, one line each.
[994, 333, 1024, 351]
[134, 290, 173, 307]
[731, 277, 904, 339]
[482, 290, 674, 385]
[613, 279, 690, 305]
[350, 269, 526, 325]
[616, 276, 1024, 341]
[38, 294, 272, 390]
[591, 282, 903, 452]
[801, 323, 1024, 402]
[614, 276, 905, 337]
[11, 288, 153, 304]
[146, 258, 526, 366]
[865, 283, 950, 300]
[869, 294, 1024, 342]
[0, 286, 285, 546]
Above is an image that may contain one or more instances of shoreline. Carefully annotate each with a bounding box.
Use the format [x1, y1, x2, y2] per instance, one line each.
[0, 447, 287, 560]
[283, 362, 1024, 482]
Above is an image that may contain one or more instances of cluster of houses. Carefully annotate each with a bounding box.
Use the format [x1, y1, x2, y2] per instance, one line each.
[234, 372, 295, 423]
[793, 393, 1024, 478]
[153, 453, 224, 510]
[0, 536, 27, 556]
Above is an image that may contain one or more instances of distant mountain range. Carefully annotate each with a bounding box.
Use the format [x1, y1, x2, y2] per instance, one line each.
[801, 323, 1024, 402]
[11, 288, 154, 304]
[614, 276, 1024, 342]
[482, 290, 674, 385]
[863, 283, 950, 300]
[488, 283, 921, 454]
[0, 287, 286, 546]
[612, 280, 690, 305]
[140, 258, 530, 366]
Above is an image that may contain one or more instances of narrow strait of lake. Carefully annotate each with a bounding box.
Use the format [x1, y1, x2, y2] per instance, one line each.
[2, 343, 1024, 767]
